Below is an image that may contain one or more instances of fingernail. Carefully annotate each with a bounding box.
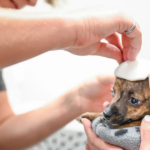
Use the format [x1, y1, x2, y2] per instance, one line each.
[144, 115, 150, 122]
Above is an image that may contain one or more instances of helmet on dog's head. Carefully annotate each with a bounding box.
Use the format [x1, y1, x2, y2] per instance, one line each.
[115, 59, 150, 87]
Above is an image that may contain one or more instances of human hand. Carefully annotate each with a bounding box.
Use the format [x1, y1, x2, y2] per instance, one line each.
[65, 7, 141, 63]
[82, 118, 123, 150]
[140, 115, 150, 150]
[76, 75, 114, 114]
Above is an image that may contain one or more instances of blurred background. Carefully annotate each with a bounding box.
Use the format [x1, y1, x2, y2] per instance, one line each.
[2, 0, 150, 149]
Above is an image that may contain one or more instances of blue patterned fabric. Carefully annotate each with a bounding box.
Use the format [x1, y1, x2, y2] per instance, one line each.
[92, 117, 141, 150]
[27, 129, 87, 150]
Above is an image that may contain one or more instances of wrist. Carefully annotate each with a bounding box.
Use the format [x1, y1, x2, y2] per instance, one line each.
[62, 88, 83, 117]
[51, 16, 80, 50]
[65, 86, 92, 114]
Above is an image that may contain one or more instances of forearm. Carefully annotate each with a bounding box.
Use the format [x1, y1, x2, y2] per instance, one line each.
[0, 9, 78, 68]
[0, 89, 81, 150]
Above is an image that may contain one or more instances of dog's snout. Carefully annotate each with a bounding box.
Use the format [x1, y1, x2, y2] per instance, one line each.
[103, 111, 111, 120]
[103, 106, 112, 120]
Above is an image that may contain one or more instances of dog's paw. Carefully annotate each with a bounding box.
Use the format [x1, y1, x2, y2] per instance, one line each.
[76, 113, 91, 123]
[76, 112, 102, 123]
[76, 116, 82, 123]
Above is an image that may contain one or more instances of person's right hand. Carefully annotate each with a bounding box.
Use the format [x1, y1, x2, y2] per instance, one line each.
[65, 7, 142, 63]
[82, 118, 123, 150]
[75, 75, 115, 113]
[140, 115, 150, 150]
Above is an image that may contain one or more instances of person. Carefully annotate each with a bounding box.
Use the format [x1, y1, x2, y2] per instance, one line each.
[0, 0, 146, 150]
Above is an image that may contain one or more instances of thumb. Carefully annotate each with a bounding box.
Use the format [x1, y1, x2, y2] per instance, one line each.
[82, 118, 98, 140]
[92, 42, 122, 64]
[86, 144, 91, 150]
[140, 115, 150, 150]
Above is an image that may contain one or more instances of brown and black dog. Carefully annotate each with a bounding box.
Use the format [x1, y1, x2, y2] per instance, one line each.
[78, 77, 150, 129]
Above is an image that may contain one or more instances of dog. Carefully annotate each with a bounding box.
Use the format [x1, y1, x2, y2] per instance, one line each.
[77, 77, 150, 129]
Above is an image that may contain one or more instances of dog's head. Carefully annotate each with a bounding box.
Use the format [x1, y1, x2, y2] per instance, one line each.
[103, 77, 150, 125]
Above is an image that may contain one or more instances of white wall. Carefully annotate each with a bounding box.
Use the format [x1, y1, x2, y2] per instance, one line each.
[3, 0, 150, 131]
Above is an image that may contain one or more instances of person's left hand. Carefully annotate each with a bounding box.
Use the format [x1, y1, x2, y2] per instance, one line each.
[82, 118, 123, 150]
[76, 75, 115, 113]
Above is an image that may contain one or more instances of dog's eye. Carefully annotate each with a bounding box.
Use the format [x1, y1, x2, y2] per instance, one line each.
[129, 97, 141, 106]
[111, 89, 115, 96]
[111, 91, 115, 96]
[111, 88, 115, 96]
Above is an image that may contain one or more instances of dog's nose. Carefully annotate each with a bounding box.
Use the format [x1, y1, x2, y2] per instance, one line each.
[103, 105, 112, 120]
[103, 111, 112, 120]
[103, 112, 111, 120]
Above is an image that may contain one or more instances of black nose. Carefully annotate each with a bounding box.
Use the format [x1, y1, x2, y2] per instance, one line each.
[103, 105, 113, 120]
[103, 111, 111, 120]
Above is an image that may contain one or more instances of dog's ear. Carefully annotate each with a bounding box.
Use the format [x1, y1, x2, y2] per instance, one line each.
[45, 0, 59, 6]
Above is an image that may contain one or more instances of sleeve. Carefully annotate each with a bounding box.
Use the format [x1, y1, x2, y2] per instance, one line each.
[0, 70, 6, 91]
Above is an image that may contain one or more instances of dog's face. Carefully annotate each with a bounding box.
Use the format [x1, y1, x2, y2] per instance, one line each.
[103, 77, 150, 125]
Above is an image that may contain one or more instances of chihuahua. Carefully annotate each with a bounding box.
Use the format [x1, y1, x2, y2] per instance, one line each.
[78, 77, 150, 129]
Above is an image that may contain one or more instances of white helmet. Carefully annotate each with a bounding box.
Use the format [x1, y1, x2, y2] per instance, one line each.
[114, 59, 150, 87]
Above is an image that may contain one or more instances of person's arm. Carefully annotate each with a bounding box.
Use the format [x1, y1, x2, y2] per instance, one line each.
[0, 8, 77, 68]
[0, 75, 115, 150]
[0, 88, 82, 150]
[0, 7, 142, 68]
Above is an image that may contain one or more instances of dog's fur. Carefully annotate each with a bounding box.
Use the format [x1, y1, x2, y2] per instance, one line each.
[45, 0, 60, 6]
[78, 77, 150, 129]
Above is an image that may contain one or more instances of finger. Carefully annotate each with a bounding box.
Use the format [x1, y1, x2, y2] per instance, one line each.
[86, 144, 94, 150]
[117, 16, 142, 61]
[88, 144, 97, 150]
[72, 41, 122, 63]
[122, 29, 141, 61]
[92, 42, 122, 64]
[94, 139, 123, 150]
[82, 118, 98, 139]
[82, 119, 99, 149]
[86, 144, 91, 150]
[121, 33, 130, 60]
[105, 33, 124, 62]
[97, 75, 116, 85]
[103, 101, 110, 108]
[140, 115, 150, 150]
[100, 12, 141, 61]
[89, 145, 97, 150]
[124, 25, 141, 61]
[105, 33, 123, 51]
